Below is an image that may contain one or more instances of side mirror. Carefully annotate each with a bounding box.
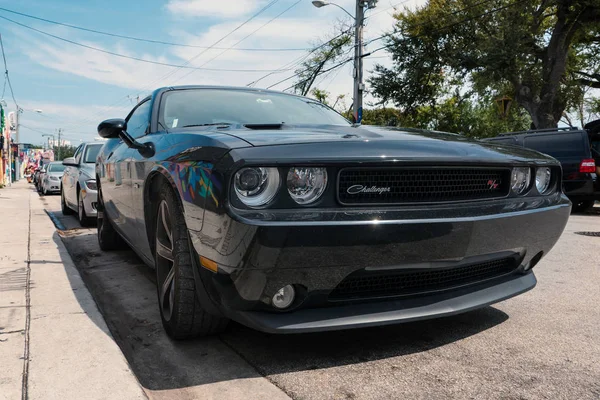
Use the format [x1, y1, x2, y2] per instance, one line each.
[98, 119, 127, 139]
[98, 118, 155, 158]
[62, 157, 77, 166]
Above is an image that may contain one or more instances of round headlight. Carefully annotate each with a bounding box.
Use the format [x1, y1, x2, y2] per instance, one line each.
[535, 167, 552, 194]
[234, 167, 280, 207]
[286, 167, 328, 204]
[511, 167, 531, 195]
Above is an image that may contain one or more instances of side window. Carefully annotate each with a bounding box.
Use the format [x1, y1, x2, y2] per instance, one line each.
[73, 145, 84, 164]
[126, 101, 152, 139]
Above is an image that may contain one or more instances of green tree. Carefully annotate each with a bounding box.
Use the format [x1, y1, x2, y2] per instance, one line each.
[369, 0, 600, 129]
[53, 145, 76, 161]
[361, 108, 403, 126]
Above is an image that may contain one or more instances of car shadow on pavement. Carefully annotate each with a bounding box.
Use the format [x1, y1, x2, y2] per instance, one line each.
[54, 227, 509, 392]
[220, 306, 508, 376]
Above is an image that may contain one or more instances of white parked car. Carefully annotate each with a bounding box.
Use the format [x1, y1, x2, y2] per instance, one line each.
[40, 162, 65, 195]
[61, 142, 103, 226]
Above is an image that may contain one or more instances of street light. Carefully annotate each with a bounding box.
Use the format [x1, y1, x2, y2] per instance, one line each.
[311, 1, 355, 20]
[312, 1, 378, 124]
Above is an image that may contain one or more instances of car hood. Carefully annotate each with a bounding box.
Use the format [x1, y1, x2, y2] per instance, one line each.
[212, 125, 557, 163]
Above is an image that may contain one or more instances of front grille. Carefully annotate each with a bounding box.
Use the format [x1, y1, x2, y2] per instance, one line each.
[329, 257, 518, 301]
[338, 167, 510, 205]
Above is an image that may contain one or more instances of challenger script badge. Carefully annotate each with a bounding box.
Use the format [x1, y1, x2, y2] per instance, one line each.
[347, 185, 392, 195]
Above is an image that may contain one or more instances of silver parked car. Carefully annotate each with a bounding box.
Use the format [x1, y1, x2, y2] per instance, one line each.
[61, 142, 104, 226]
[40, 162, 65, 195]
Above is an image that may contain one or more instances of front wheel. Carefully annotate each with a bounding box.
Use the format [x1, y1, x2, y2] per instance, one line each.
[154, 182, 228, 339]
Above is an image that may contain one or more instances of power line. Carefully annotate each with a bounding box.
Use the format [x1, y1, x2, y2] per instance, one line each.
[58, 0, 284, 133]
[364, 0, 413, 20]
[171, 0, 303, 85]
[0, 6, 310, 52]
[0, 33, 17, 108]
[264, 34, 377, 90]
[282, 57, 355, 92]
[269, 0, 529, 92]
[0, 14, 294, 73]
[247, 26, 354, 87]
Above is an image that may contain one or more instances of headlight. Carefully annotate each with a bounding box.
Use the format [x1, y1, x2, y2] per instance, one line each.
[85, 179, 98, 191]
[535, 167, 551, 194]
[49, 176, 59, 181]
[234, 167, 280, 207]
[511, 167, 531, 195]
[286, 167, 328, 204]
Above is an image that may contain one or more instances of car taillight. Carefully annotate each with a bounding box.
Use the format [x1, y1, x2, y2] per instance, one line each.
[579, 159, 596, 173]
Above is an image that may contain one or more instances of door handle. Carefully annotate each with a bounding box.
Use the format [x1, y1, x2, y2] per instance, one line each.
[133, 183, 140, 189]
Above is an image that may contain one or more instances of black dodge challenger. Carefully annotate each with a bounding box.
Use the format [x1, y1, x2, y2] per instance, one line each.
[95, 86, 570, 339]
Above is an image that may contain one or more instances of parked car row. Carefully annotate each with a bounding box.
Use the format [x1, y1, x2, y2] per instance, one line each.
[34, 161, 65, 195]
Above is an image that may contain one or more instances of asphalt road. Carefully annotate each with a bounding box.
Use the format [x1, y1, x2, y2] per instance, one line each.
[41, 192, 600, 400]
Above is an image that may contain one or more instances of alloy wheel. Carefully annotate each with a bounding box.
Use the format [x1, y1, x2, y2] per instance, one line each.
[155, 200, 176, 322]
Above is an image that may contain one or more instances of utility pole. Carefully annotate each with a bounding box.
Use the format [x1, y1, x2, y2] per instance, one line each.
[57, 128, 62, 161]
[353, 0, 365, 125]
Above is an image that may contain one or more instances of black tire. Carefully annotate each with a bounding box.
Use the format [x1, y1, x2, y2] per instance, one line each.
[77, 189, 92, 227]
[154, 182, 228, 339]
[97, 186, 125, 250]
[572, 200, 595, 213]
[61, 187, 75, 215]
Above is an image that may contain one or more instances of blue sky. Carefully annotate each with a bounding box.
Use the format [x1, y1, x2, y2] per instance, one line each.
[1, 0, 419, 145]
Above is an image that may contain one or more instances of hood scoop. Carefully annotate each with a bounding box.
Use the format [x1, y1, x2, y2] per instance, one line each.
[244, 123, 283, 130]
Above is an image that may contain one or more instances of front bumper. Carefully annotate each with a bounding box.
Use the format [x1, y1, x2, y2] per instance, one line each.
[44, 180, 61, 192]
[82, 189, 98, 217]
[188, 194, 571, 333]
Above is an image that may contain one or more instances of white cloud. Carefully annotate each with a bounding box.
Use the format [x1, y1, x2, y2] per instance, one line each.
[18, 101, 131, 145]
[166, 0, 265, 18]
[15, 0, 427, 136]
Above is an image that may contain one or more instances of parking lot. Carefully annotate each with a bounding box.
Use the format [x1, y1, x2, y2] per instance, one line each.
[40, 192, 600, 400]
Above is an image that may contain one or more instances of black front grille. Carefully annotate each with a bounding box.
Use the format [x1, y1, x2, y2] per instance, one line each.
[329, 258, 518, 301]
[338, 167, 511, 205]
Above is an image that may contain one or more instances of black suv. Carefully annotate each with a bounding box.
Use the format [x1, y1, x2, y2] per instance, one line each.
[485, 127, 599, 212]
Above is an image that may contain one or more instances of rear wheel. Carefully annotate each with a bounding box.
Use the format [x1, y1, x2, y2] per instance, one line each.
[154, 182, 228, 339]
[572, 200, 595, 213]
[97, 186, 124, 250]
[61, 187, 74, 215]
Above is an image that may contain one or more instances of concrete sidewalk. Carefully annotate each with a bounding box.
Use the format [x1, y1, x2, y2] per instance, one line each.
[0, 182, 146, 400]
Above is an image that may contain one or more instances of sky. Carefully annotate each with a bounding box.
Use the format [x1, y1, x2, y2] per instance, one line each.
[0, 0, 426, 146]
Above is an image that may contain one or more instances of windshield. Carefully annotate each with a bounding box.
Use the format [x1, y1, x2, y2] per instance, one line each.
[48, 164, 65, 173]
[160, 89, 351, 129]
[84, 144, 103, 163]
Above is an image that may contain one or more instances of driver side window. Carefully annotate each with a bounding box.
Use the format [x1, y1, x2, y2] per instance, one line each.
[126, 101, 151, 139]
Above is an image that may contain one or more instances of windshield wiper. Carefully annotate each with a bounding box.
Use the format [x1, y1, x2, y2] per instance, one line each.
[182, 122, 233, 128]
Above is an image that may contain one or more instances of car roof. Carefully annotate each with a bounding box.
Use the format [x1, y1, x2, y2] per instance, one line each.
[156, 85, 308, 100]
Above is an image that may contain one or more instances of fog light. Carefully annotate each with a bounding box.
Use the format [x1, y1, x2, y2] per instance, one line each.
[272, 285, 295, 309]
